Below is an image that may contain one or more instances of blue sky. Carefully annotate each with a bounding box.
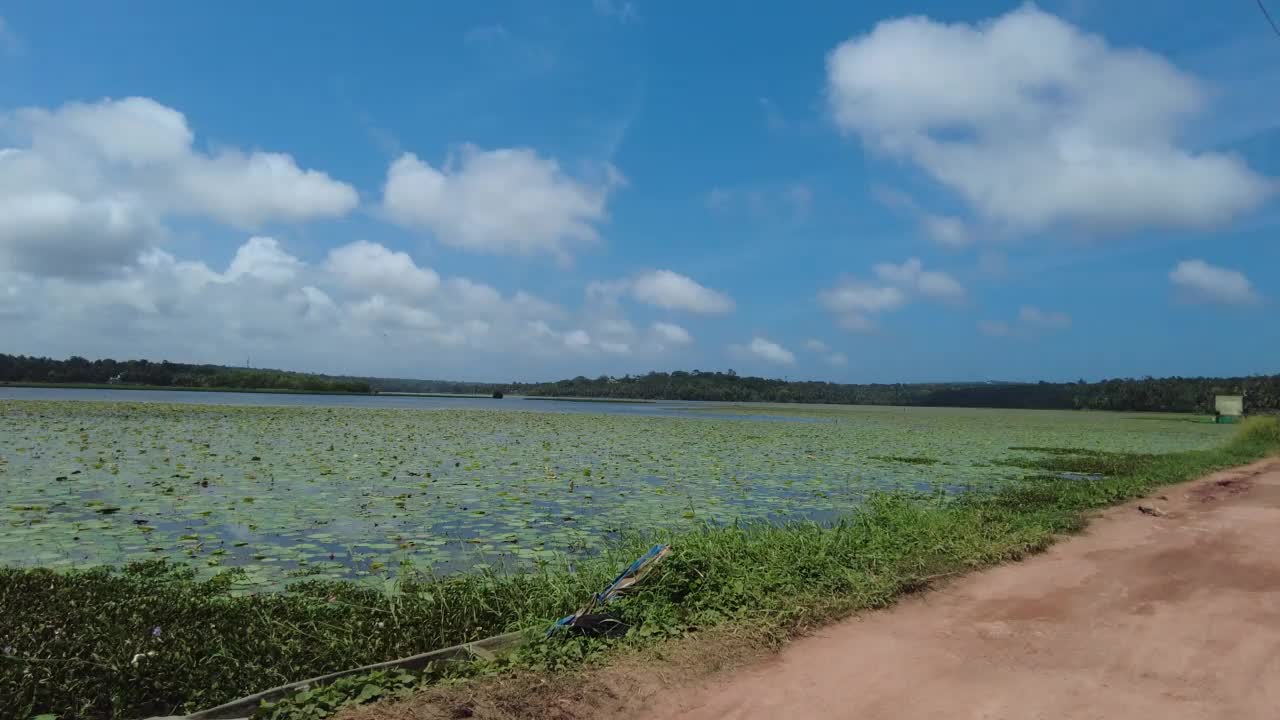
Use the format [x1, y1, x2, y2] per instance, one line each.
[0, 1, 1276, 383]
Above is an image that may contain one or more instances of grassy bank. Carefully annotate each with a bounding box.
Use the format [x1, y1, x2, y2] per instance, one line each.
[3, 417, 1277, 720]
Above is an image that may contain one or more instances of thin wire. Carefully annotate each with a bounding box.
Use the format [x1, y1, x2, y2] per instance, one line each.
[1259, 0, 1280, 36]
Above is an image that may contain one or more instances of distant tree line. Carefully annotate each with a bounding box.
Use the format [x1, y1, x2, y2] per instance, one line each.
[5, 354, 1278, 413]
[0, 355, 372, 394]
[503, 370, 1280, 414]
[358, 377, 500, 395]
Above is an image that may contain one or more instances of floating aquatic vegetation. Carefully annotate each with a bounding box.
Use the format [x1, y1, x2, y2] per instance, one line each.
[0, 400, 1226, 588]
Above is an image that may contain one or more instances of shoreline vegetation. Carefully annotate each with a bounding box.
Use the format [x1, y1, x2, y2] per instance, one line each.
[0, 381, 373, 396]
[3, 353, 1278, 414]
[4, 416, 1277, 720]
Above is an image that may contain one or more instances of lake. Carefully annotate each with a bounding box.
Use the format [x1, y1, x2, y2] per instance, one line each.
[0, 393, 1227, 588]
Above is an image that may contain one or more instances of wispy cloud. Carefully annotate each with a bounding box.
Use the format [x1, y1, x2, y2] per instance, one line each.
[0, 15, 21, 55]
[464, 24, 509, 45]
[593, 0, 638, 22]
[979, 306, 1072, 338]
[871, 185, 973, 249]
[759, 96, 786, 130]
[705, 182, 813, 221]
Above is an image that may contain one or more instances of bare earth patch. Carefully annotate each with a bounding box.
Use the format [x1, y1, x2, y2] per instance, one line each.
[342, 458, 1280, 720]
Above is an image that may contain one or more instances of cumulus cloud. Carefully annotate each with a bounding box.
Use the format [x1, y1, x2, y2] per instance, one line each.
[826, 352, 848, 367]
[1169, 259, 1260, 305]
[820, 258, 961, 331]
[630, 270, 734, 313]
[0, 97, 356, 277]
[979, 305, 1071, 338]
[0, 192, 162, 277]
[0, 234, 703, 379]
[827, 6, 1272, 234]
[588, 269, 734, 314]
[804, 338, 830, 353]
[382, 145, 619, 262]
[873, 258, 965, 302]
[730, 336, 796, 365]
[651, 321, 693, 347]
[225, 237, 304, 284]
[325, 240, 440, 299]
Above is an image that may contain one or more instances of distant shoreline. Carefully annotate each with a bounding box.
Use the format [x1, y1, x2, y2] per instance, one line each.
[522, 396, 656, 404]
[374, 391, 496, 399]
[0, 382, 370, 396]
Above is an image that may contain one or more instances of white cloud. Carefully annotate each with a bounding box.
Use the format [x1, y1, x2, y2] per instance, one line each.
[348, 294, 442, 332]
[0, 192, 161, 277]
[872, 257, 965, 302]
[1169, 259, 1260, 305]
[225, 237, 304, 284]
[826, 352, 848, 367]
[731, 336, 796, 365]
[1018, 305, 1072, 329]
[0, 97, 356, 277]
[591, 270, 734, 314]
[563, 329, 592, 350]
[922, 215, 971, 248]
[651, 321, 693, 347]
[804, 338, 829, 353]
[325, 240, 440, 299]
[819, 283, 905, 332]
[1, 229, 715, 379]
[820, 258, 960, 331]
[630, 270, 734, 313]
[827, 6, 1272, 234]
[593, 0, 638, 22]
[819, 283, 906, 314]
[382, 145, 619, 261]
[979, 305, 1071, 338]
[170, 150, 358, 227]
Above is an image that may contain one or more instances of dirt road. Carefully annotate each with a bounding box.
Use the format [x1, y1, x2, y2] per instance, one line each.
[647, 458, 1280, 720]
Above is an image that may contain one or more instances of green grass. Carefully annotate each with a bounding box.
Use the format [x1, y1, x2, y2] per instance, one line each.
[2, 416, 1276, 720]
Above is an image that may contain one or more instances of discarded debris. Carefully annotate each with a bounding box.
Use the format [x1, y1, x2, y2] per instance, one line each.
[549, 543, 671, 637]
[1138, 505, 1166, 517]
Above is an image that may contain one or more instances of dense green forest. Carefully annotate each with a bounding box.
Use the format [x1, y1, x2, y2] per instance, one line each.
[4, 354, 1277, 413]
[0, 355, 371, 394]
[508, 370, 1280, 414]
